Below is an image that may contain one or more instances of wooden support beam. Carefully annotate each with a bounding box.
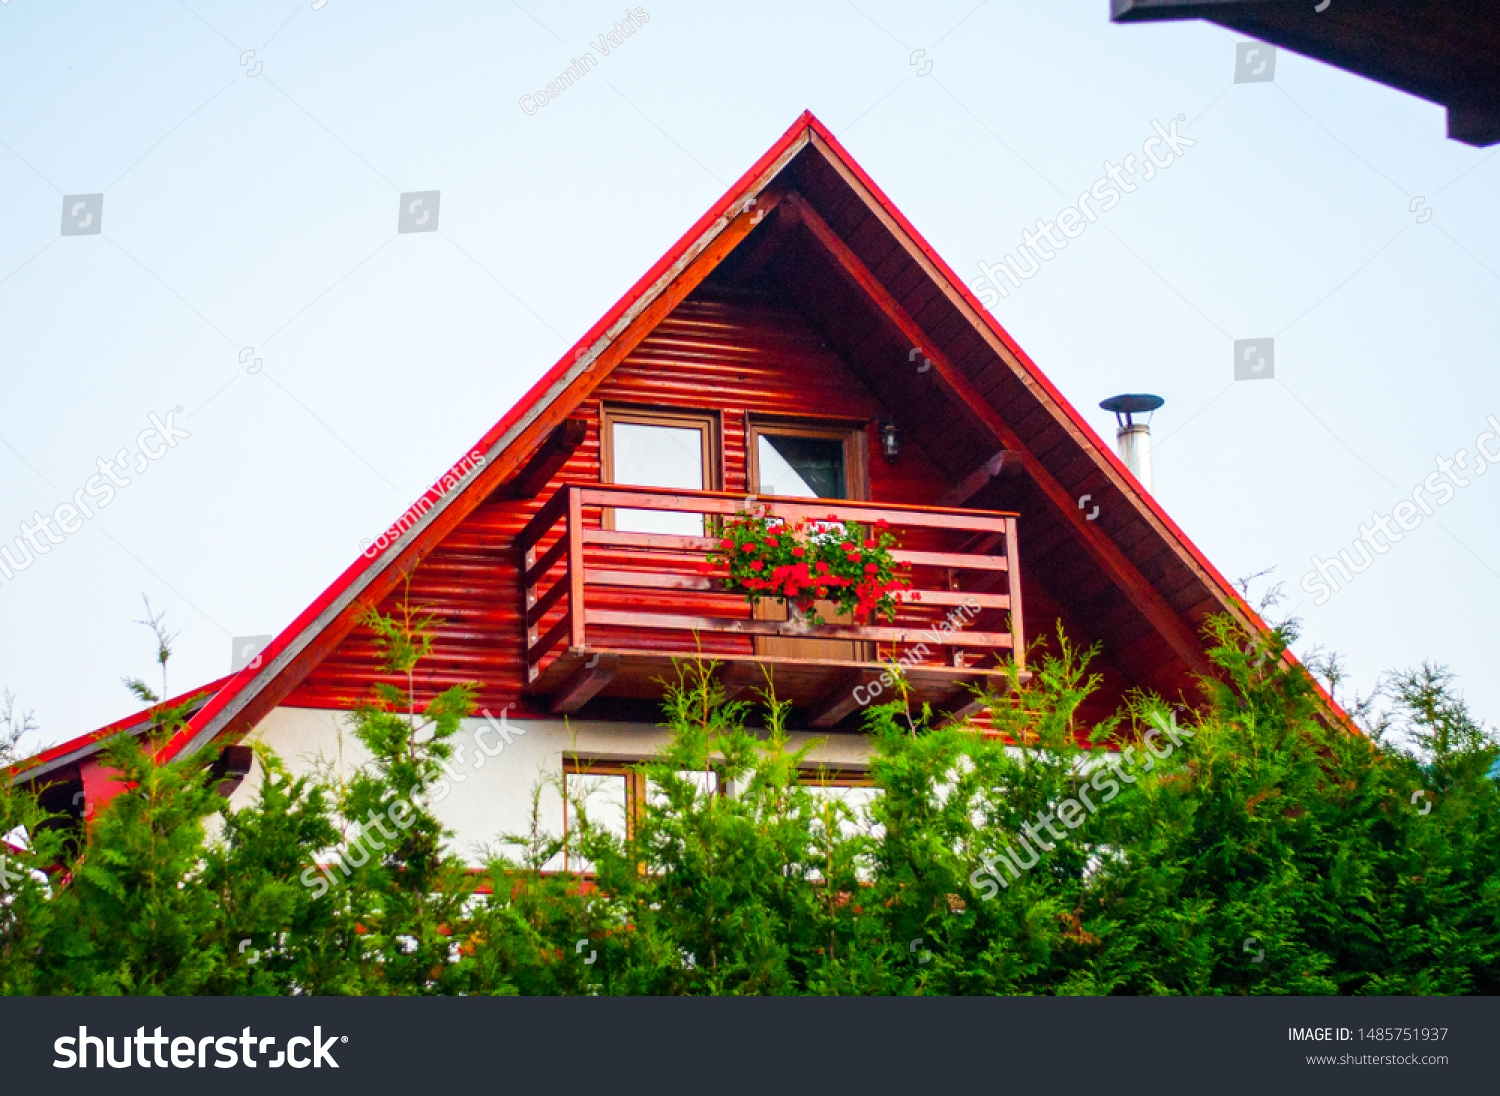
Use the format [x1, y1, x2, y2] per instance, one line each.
[551, 653, 621, 714]
[718, 660, 770, 704]
[497, 418, 588, 500]
[806, 668, 884, 728]
[931, 683, 989, 726]
[939, 450, 1027, 507]
[209, 743, 255, 796]
[583, 609, 1015, 650]
[736, 198, 802, 280]
[785, 192, 1212, 679]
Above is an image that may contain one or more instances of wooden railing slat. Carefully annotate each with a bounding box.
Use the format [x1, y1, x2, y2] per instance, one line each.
[521, 485, 1023, 689]
[584, 609, 1013, 649]
[586, 568, 718, 591]
[527, 613, 572, 664]
[582, 528, 719, 551]
[523, 535, 569, 588]
[904, 589, 1009, 609]
[892, 549, 1007, 571]
[517, 485, 572, 554]
[525, 575, 570, 625]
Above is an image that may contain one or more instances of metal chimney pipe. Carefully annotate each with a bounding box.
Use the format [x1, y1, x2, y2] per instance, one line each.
[1099, 394, 1164, 492]
[1116, 422, 1153, 490]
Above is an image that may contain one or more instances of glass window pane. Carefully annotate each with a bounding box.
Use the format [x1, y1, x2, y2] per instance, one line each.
[757, 434, 846, 499]
[802, 783, 880, 882]
[562, 771, 628, 873]
[804, 783, 879, 839]
[611, 422, 705, 534]
[648, 769, 720, 809]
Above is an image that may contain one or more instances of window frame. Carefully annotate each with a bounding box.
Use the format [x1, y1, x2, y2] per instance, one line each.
[745, 416, 869, 502]
[599, 404, 722, 531]
[796, 765, 874, 789]
[561, 758, 639, 875]
[561, 756, 723, 871]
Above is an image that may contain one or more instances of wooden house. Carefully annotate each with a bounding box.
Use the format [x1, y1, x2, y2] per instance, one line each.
[14, 112, 1318, 855]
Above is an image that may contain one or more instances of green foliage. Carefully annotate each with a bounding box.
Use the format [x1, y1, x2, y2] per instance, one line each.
[570, 663, 847, 994]
[3, 606, 1496, 995]
[38, 696, 229, 994]
[317, 604, 485, 994]
[0, 692, 67, 995]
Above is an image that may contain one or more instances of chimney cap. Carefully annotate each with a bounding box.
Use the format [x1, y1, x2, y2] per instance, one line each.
[1100, 392, 1163, 428]
[1099, 393, 1164, 416]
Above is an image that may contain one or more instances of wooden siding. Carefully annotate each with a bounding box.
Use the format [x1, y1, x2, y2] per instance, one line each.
[289, 288, 1133, 723]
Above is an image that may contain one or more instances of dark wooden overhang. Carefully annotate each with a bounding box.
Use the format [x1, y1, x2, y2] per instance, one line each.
[1113, 0, 1500, 146]
[701, 139, 1242, 705]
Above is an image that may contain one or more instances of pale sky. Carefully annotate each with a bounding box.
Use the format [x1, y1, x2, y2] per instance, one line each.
[2, 0, 1496, 753]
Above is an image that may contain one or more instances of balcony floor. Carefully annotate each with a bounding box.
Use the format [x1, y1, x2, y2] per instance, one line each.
[526, 645, 1017, 728]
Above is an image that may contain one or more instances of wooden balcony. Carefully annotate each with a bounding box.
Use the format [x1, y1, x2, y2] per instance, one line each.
[518, 485, 1024, 727]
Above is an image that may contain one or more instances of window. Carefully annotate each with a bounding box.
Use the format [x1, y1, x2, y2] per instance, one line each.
[747, 420, 866, 501]
[746, 420, 869, 660]
[647, 768, 720, 809]
[798, 768, 879, 881]
[601, 406, 720, 535]
[559, 758, 721, 873]
[799, 767, 877, 826]
[560, 761, 634, 874]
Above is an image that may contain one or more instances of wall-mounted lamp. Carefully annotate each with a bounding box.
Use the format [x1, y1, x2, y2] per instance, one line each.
[879, 419, 900, 461]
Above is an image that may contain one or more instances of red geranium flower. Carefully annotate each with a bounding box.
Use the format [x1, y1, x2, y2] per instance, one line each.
[749, 560, 764, 571]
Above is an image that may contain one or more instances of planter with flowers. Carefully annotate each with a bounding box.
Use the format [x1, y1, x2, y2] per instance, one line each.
[702, 510, 917, 627]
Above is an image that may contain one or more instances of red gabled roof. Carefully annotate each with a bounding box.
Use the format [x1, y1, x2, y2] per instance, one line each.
[20, 110, 1349, 777]
[11, 676, 230, 784]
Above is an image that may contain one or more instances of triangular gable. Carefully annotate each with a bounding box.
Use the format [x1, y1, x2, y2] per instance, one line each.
[25, 110, 1345, 775]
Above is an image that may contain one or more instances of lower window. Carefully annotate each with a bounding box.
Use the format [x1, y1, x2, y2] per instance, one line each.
[559, 758, 721, 872]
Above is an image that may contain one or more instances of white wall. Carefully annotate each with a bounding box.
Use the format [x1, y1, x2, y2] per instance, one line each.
[224, 706, 874, 866]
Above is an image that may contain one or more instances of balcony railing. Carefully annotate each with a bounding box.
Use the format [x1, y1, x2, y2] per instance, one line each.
[517, 485, 1023, 724]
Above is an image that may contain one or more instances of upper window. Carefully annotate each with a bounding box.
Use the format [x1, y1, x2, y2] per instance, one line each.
[747, 420, 866, 501]
[601, 406, 720, 535]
